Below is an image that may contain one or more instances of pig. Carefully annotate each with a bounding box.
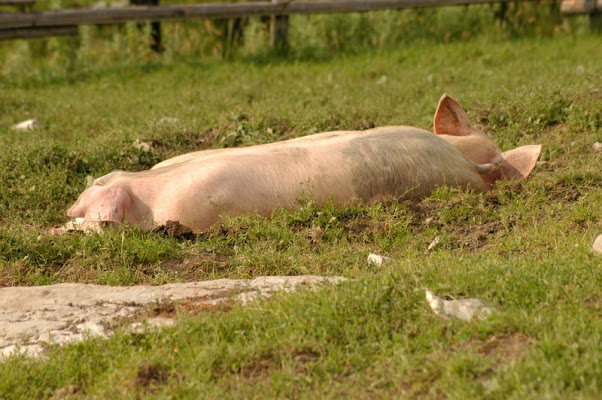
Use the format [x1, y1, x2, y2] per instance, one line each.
[61, 94, 541, 233]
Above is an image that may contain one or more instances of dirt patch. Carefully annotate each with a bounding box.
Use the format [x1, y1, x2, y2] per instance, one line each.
[544, 180, 586, 205]
[428, 332, 531, 366]
[237, 348, 320, 382]
[238, 356, 275, 381]
[152, 220, 196, 240]
[50, 384, 82, 400]
[444, 220, 511, 251]
[477, 333, 531, 364]
[406, 195, 513, 251]
[161, 252, 229, 280]
[143, 296, 236, 319]
[354, 120, 376, 130]
[344, 216, 388, 242]
[134, 362, 171, 392]
[279, 194, 512, 251]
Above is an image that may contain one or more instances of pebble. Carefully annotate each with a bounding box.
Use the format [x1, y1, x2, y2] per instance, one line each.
[367, 253, 393, 266]
[12, 119, 39, 131]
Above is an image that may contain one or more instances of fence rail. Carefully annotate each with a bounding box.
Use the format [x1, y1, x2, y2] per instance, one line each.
[0, 0, 36, 5]
[0, 0, 539, 30]
[0, 0, 599, 45]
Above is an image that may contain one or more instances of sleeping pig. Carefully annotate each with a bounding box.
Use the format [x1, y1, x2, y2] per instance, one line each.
[60, 94, 541, 233]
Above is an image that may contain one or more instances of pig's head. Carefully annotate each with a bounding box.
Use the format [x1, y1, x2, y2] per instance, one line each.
[433, 94, 542, 187]
[67, 185, 135, 230]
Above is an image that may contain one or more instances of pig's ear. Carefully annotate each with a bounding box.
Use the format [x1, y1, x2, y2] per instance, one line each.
[433, 94, 475, 137]
[500, 145, 542, 180]
[94, 170, 124, 186]
[68, 186, 131, 223]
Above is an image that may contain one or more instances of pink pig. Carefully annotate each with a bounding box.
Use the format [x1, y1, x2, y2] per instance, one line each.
[62, 95, 541, 233]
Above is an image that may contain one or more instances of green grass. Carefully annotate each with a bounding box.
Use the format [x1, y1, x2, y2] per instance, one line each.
[0, 31, 601, 398]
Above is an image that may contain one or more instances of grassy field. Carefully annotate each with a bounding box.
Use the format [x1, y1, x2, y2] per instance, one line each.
[0, 26, 601, 399]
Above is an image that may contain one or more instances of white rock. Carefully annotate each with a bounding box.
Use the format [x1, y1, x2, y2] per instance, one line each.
[158, 117, 180, 125]
[427, 235, 441, 251]
[12, 119, 39, 131]
[0, 276, 345, 360]
[593, 234, 602, 256]
[367, 253, 393, 266]
[376, 75, 387, 85]
[425, 290, 494, 321]
[593, 142, 602, 153]
[132, 139, 152, 152]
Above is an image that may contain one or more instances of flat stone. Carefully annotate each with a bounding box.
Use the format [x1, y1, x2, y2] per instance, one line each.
[425, 290, 495, 321]
[0, 276, 345, 359]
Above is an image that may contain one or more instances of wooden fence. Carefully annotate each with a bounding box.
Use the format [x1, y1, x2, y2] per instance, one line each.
[0, 0, 599, 45]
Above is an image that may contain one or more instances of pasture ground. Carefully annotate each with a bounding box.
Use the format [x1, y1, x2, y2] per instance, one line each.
[0, 34, 601, 398]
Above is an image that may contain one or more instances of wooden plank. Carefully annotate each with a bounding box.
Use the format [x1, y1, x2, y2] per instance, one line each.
[270, 0, 289, 51]
[0, 0, 36, 5]
[0, 0, 541, 30]
[0, 25, 77, 40]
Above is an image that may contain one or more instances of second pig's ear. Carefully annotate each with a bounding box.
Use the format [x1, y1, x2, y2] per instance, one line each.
[433, 94, 475, 137]
[500, 144, 542, 181]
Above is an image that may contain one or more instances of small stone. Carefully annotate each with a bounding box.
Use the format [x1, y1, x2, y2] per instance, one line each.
[12, 119, 39, 131]
[85, 175, 95, 187]
[376, 75, 387, 85]
[158, 117, 180, 125]
[593, 142, 602, 153]
[593, 234, 602, 256]
[367, 253, 393, 266]
[427, 235, 441, 251]
[425, 290, 494, 321]
[132, 139, 152, 152]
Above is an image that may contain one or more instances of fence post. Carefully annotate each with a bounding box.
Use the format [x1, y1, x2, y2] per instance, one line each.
[591, 8, 602, 32]
[495, 1, 508, 25]
[130, 0, 162, 52]
[270, 0, 289, 52]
